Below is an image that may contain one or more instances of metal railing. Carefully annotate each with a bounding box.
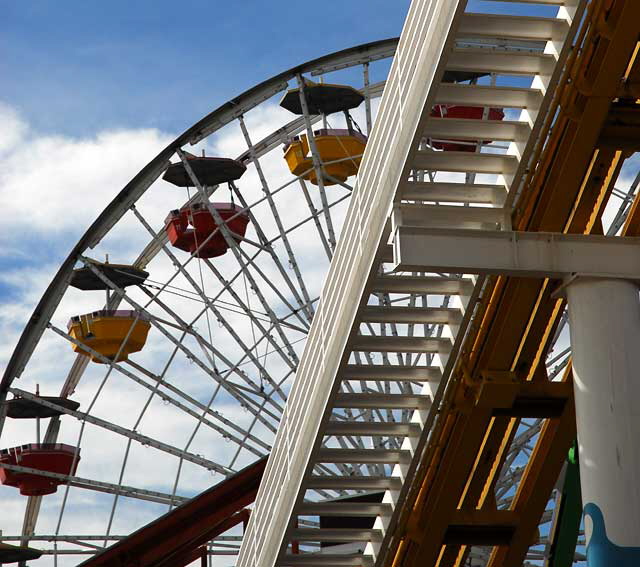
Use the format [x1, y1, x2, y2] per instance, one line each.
[236, 2, 465, 566]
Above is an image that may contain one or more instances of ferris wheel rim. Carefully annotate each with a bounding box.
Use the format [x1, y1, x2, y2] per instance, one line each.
[1, 38, 404, 563]
[0, 37, 399, 397]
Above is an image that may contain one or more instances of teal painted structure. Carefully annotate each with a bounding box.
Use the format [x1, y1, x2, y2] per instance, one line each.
[584, 502, 640, 566]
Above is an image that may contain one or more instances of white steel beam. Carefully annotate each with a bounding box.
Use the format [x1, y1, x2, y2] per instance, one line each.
[236, 3, 468, 566]
[457, 13, 569, 42]
[447, 48, 557, 77]
[393, 227, 640, 280]
[400, 181, 506, 205]
[434, 83, 543, 111]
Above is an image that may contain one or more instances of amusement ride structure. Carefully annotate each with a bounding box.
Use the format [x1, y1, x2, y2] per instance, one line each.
[1, 0, 640, 566]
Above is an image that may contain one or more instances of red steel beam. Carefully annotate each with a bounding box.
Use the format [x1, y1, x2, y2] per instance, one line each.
[78, 457, 266, 567]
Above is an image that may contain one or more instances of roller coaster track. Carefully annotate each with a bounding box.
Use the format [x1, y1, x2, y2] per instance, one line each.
[237, 1, 640, 567]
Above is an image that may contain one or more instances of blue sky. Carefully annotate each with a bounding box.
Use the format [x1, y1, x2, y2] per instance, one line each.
[2, 1, 411, 136]
[1, 1, 557, 137]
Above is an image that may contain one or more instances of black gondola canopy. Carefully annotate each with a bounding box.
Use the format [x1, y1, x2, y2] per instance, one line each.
[280, 82, 365, 115]
[441, 70, 489, 83]
[163, 156, 247, 187]
[70, 263, 148, 291]
[0, 542, 43, 563]
[5, 396, 81, 419]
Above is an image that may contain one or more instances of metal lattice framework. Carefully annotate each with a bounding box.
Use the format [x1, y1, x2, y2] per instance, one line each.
[2, 1, 639, 565]
[0, 39, 397, 563]
[235, 1, 640, 567]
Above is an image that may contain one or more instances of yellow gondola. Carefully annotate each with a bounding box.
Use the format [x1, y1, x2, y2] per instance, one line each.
[283, 128, 367, 185]
[68, 310, 151, 363]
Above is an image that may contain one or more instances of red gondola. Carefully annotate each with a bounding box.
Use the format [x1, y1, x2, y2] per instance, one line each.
[430, 105, 505, 152]
[164, 202, 250, 259]
[0, 443, 80, 496]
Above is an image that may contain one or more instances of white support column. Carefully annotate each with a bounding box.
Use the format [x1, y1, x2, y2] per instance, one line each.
[566, 278, 640, 566]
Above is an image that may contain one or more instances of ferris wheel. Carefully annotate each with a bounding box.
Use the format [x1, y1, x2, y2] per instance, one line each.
[0, 39, 394, 564]
[1, 31, 637, 566]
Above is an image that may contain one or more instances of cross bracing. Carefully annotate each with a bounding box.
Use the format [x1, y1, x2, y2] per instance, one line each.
[2, 1, 639, 565]
[236, 1, 640, 566]
[0, 37, 405, 564]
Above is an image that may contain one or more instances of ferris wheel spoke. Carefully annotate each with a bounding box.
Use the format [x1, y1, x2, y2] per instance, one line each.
[496, 420, 544, 500]
[96, 336, 198, 544]
[549, 311, 569, 351]
[79, 255, 285, 410]
[168, 330, 276, 498]
[167, 402, 234, 510]
[9, 387, 233, 477]
[237, 113, 322, 164]
[146, 278, 289, 412]
[2, 534, 242, 544]
[226, 369, 296, 471]
[131, 290, 285, 426]
[510, 421, 544, 458]
[219, 368, 297, 477]
[123, 358, 270, 453]
[56, 283, 280, 434]
[104, 438, 139, 544]
[547, 342, 571, 381]
[151, 208, 314, 337]
[207, 244, 309, 337]
[2, 462, 188, 506]
[202, 257, 299, 373]
[38, 356, 91, 446]
[362, 63, 373, 135]
[609, 171, 640, 235]
[137, 286, 284, 408]
[227, 186, 314, 325]
[295, 74, 337, 251]
[265, 190, 351, 251]
[237, 117, 315, 320]
[548, 356, 571, 381]
[205, 323, 291, 411]
[328, 177, 354, 192]
[170, 286, 286, 403]
[297, 179, 334, 262]
[59, 539, 106, 552]
[176, 150, 309, 352]
[132, 206, 296, 393]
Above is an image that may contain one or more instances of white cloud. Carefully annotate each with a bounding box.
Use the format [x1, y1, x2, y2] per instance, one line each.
[0, 102, 28, 155]
[0, 97, 361, 565]
[0, 122, 172, 241]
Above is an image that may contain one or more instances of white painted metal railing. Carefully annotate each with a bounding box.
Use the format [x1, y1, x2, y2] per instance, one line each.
[236, 2, 465, 566]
